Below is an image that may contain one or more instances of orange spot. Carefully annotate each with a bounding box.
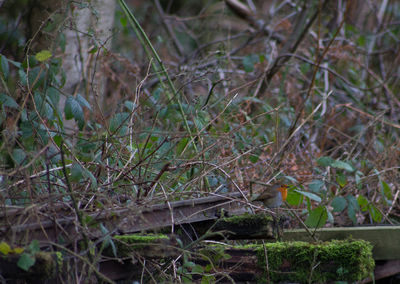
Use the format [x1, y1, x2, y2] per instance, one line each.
[277, 185, 288, 201]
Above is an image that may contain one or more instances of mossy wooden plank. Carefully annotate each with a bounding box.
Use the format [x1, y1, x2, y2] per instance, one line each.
[211, 213, 282, 240]
[107, 234, 180, 258]
[1, 192, 248, 245]
[283, 226, 400, 260]
[197, 240, 374, 283]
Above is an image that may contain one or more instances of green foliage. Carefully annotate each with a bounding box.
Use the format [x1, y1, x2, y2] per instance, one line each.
[305, 206, 328, 228]
[0, 0, 399, 281]
[17, 240, 40, 271]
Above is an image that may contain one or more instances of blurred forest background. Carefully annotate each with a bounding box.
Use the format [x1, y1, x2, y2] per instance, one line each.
[0, 0, 399, 281]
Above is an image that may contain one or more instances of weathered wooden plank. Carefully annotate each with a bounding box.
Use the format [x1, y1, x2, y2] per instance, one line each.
[282, 226, 400, 260]
[0, 192, 248, 245]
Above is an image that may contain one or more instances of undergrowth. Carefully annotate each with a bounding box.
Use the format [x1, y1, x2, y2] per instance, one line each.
[0, 0, 399, 282]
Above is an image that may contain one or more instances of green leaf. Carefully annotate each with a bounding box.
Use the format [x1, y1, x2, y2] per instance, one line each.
[327, 209, 334, 223]
[331, 160, 354, 172]
[70, 163, 84, 182]
[249, 153, 259, 163]
[346, 195, 359, 224]
[19, 69, 27, 85]
[12, 149, 27, 166]
[357, 35, 366, 47]
[357, 195, 369, 211]
[59, 33, 66, 52]
[305, 206, 328, 228]
[0, 242, 12, 255]
[295, 190, 321, 203]
[89, 46, 98, 54]
[120, 16, 127, 27]
[35, 50, 52, 62]
[380, 180, 392, 200]
[336, 172, 347, 187]
[368, 204, 382, 222]
[355, 170, 363, 187]
[34, 91, 53, 120]
[64, 96, 84, 128]
[201, 275, 216, 284]
[64, 96, 77, 119]
[192, 264, 204, 274]
[109, 112, 129, 134]
[346, 195, 359, 210]
[331, 196, 347, 212]
[83, 167, 97, 189]
[242, 54, 259, 72]
[46, 87, 60, 107]
[75, 93, 92, 110]
[124, 100, 136, 111]
[317, 156, 334, 167]
[308, 180, 324, 193]
[0, 93, 19, 109]
[0, 54, 9, 79]
[176, 137, 189, 156]
[286, 190, 303, 206]
[28, 240, 39, 254]
[17, 253, 36, 271]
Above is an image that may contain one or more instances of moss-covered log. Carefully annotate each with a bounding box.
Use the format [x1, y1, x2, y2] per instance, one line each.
[196, 240, 374, 283]
[283, 226, 400, 260]
[211, 213, 283, 240]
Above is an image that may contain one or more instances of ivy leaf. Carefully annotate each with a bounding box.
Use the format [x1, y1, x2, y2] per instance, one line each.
[35, 50, 52, 62]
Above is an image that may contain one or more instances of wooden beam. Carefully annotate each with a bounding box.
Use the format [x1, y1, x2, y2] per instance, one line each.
[0, 192, 248, 245]
[282, 226, 400, 260]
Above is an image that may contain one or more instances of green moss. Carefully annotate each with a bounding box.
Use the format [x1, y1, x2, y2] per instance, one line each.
[255, 240, 374, 283]
[114, 233, 168, 244]
[213, 213, 281, 239]
[32, 252, 57, 278]
[220, 213, 274, 225]
[110, 234, 178, 258]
